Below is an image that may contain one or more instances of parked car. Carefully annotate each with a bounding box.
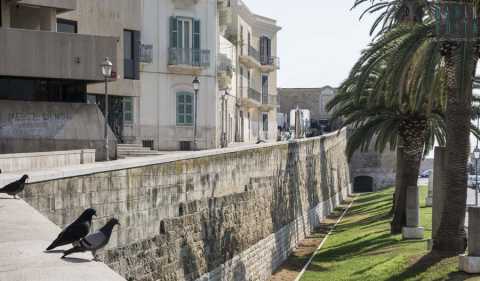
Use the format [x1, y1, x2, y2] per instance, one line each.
[419, 169, 432, 178]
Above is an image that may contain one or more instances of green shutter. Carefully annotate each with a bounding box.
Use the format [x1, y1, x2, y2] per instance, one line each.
[170, 17, 178, 48]
[193, 20, 200, 49]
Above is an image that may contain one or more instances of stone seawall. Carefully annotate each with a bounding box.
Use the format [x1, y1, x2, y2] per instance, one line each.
[21, 130, 350, 281]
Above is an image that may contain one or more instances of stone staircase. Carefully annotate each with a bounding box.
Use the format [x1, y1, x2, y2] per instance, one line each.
[117, 143, 163, 158]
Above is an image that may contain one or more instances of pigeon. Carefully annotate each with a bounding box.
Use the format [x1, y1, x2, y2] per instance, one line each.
[62, 218, 120, 260]
[46, 208, 97, 251]
[0, 175, 29, 199]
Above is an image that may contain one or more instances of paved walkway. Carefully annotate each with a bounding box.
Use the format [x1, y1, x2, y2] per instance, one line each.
[0, 194, 125, 281]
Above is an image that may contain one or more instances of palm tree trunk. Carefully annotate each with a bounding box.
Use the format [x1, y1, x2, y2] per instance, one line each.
[391, 119, 426, 234]
[433, 45, 475, 254]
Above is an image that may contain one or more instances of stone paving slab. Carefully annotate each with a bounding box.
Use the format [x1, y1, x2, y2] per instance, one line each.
[0, 194, 125, 281]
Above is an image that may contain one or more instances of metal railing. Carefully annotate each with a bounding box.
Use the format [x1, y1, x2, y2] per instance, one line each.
[140, 44, 153, 63]
[248, 45, 260, 61]
[260, 56, 280, 69]
[248, 87, 262, 103]
[217, 54, 234, 75]
[168, 48, 211, 67]
[262, 95, 277, 105]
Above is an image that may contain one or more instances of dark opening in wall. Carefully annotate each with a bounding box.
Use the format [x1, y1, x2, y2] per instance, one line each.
[179, 203, 185, 216]
[160, 221, 166, 234]
[353, 176, 374, 193]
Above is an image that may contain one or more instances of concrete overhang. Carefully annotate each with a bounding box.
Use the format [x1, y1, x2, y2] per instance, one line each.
[0, 28, 117, 82]
[13, 0, 76, 13]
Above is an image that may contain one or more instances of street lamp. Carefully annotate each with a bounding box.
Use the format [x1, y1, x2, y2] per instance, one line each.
[101, 57, 113, 161]
[192, 77, 200, 150]
[474, 147, 480, 206]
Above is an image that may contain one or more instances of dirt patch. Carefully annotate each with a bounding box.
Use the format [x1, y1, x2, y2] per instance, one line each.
[268, 199, 353, 281]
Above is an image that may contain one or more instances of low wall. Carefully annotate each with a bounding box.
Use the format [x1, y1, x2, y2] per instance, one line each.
[19, 129, 351, 281]
[0, 149, 95, 173]
[0, 101, 117, 161]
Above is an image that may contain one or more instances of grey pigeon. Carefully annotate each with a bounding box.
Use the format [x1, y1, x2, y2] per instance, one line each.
[46, 208, 97, 251]
[0, 175, 29, 199]
[62, 218, 120, 260]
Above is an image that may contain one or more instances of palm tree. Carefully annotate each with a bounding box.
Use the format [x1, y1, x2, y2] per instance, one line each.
[353, 0, 480, 254]
[433, 0, 478, 254]
[333, 17, 447, 232]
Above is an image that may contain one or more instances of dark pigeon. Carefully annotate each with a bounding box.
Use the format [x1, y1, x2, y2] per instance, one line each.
[46, 208, 97, 251]
[62, 218, 120, 260]
[0, 175, 29, 199]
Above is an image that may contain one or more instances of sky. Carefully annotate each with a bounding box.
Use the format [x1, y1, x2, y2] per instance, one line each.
[242, 0, 376, 88]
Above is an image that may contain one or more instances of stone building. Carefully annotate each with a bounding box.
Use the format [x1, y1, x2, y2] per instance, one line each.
[0, 0, 142, 159]
[278, 86, 338, 133]
[139, 0, 281, 151]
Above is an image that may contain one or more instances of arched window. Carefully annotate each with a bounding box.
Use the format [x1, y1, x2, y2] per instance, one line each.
[176, 92, 194, 126]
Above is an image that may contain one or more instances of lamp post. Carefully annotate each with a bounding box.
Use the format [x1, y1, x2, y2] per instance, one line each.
[101, 57, 113, 161]
[474, 147, 480, 206]
[192, 77, 200, 151]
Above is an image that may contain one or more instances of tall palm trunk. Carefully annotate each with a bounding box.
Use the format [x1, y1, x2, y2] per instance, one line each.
[434, 42, 476, 254]
[390, 0, 426, 233]
[391, 117, 427, 233]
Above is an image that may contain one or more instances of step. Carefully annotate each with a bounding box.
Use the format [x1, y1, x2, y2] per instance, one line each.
[117, 150, 163, 155]
[117, 144, 144, 148]
[117, 147, 153, 152]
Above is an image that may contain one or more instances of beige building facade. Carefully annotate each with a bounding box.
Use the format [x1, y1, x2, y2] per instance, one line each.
[0, 0, 142, 159]
[223, 0, 281, 143]
[139, 0, 281, 151]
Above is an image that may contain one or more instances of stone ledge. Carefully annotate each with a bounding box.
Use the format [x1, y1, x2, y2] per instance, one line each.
[0, 194, 125, 281]
[402, 227, 425, 240]
[459, 254, 480, 273]
[0, 129, 347, 186]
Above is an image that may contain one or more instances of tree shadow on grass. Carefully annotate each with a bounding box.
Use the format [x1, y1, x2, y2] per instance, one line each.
[384, 253, 446, 281]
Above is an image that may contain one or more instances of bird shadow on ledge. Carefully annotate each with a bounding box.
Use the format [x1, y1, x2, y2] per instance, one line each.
[43, 250, 64, 254]
[61, 257, 92, 263]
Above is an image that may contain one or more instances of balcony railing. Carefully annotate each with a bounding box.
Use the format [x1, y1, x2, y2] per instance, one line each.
[262, 95, 277, 105]
[217, 54, 234, 75]
[248, 45, 260, 61]
[168, 48, 211, 67]
[248, 87, 262, 103]
[140, 44, 153, 63]
[260, 56, 280, 69]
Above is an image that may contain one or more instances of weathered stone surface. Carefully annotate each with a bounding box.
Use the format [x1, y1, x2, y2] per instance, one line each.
[402, 227, 424, 240]
[459, 254, 480, 273]
[425, 170, 433, 207]
[20, 130, 350, 281]
[468, 207, 480, 256]
[432, 147, 447, 240]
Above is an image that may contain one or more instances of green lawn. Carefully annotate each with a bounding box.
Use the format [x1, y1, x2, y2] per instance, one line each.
[301, 187, 480, 281]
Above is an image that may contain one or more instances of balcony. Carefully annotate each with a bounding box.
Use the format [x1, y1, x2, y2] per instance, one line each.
[239, 45, 261, 69]
[240, 87, 261, 108]
[259, 95, 278, 111]
[0, 28, 117, 82]
[168, 48, 211, 75]
[140, 44, 153, 64]
[260, 56, 280, 72]
[172, 0, 200, 8]
[13, 0, 76, 12]
[217, 55, 234, 90]
[218, 0, 232, 34]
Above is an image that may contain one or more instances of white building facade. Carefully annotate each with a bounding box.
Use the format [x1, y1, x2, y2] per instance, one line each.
[140, 0, 280, 150]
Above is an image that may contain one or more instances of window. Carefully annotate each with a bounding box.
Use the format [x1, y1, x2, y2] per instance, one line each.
[57, 19, 77, 33]
[240, 26, 244, 55]
[262, 113, 269, 131]
[123, 97, 133, 123]
[176, 92, 194, 126]
[262, 75, 269, 103]
[124, 30, 140, 80]
[170, 17, 201, 65]
[260, 36, 272, 65]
